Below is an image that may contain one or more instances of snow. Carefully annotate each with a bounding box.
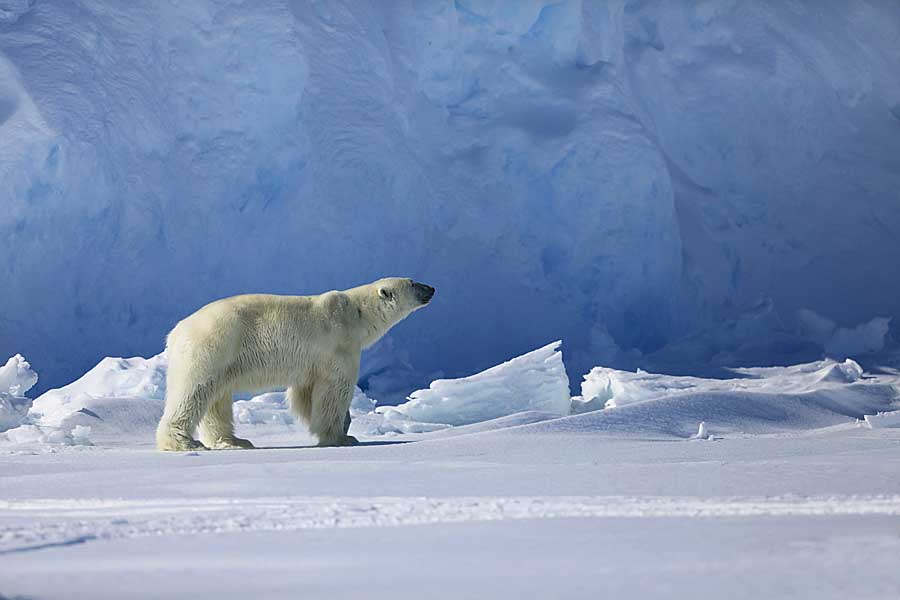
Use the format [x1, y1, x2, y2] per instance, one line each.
[2, 2, 899, 395]
[2, 347, 900, 597]
[376, 341, 570, 427]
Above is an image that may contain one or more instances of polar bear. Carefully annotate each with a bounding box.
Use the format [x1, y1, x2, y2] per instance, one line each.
[155, 277, 435, 451]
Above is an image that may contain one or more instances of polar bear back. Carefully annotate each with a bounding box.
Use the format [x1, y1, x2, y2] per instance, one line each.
[166, 292, 360, 393]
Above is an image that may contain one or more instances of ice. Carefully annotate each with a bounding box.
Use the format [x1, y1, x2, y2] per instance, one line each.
[797, 310, 891, 358]
[376, 341, 570, 427]
[0, 395, 30, 433]
[3, 3, 898, 395]
[691, 421, 710, 440]
[864, 411, 900, 429]
[0, 354, 37, 398]
[0, 354, 37, 432]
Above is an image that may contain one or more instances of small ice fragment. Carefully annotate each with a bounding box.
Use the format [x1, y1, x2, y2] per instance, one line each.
[692, 421, 709, 439]
[70, 425, 93, 445]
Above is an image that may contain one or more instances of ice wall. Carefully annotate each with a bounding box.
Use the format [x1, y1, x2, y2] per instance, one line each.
[1, 1, 899, 396]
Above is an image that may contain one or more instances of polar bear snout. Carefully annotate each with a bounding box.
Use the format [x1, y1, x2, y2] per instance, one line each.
[413, 282, 435, 304]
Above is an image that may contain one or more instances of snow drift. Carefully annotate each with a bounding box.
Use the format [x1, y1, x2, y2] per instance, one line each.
[2, 2, 899, 396]
[560, 359, 900, 438]
[577, 358, 867, 410]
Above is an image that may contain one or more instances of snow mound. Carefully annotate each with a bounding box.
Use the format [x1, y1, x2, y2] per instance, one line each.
[28, 353, 167, 427]
[421, 411, 563, 439]
[580, 359, 868, 410]
[528, 360, 900, 439]
[376, 341, 570, 428]
[1, 354, 167, 446]
[0, 354, 37, 431]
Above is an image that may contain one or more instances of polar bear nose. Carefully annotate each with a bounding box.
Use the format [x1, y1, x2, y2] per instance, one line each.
[413, 282, 435, 304]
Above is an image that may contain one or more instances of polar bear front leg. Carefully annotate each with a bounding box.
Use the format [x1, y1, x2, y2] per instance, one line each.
[310, 377, 358, 447]
[199, 390, 254, 449]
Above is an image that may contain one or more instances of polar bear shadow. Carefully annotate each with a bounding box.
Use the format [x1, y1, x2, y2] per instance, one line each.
[253, 440, 412, 450]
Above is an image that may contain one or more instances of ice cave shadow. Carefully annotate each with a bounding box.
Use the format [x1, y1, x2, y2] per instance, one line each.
[256, 440, 412, 450]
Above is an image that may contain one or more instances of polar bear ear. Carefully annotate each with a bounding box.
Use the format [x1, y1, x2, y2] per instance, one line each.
[378, 287, 394, 301]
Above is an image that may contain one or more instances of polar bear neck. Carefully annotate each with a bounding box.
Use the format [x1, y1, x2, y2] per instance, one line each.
[344, 287, 412, 349]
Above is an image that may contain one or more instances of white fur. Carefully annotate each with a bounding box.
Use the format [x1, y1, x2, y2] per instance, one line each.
[156, 277, 431, 451]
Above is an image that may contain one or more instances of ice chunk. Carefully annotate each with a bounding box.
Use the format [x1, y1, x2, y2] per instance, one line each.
[691, 421, 709, 440]
[349, 387, 377, 416]
[70, 424, 93, 445]
[377, 341, 570, 426]
[234, 392, 292, 426]
[0, 354, 37, 431]
[0, 354, 37, 397]
[0, 393, 31, 432]
[863, 411, 900, 429]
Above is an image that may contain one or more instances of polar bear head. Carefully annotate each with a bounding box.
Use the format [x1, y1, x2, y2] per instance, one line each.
[349, 277, 435, 348]
[376, 277, 435, 311]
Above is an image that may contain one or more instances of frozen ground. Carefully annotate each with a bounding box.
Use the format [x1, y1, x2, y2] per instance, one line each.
[2, 348, 900, 599]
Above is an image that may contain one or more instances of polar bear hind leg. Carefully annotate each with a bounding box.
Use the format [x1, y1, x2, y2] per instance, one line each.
[287, 382, 314, 425]
[199, 389, 254, 450]
[156, 381, 217, 451]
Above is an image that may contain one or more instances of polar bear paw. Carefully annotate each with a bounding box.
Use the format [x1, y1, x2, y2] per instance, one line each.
[208, 436, 255, 450]
[158, 433, 208, 452]
[317, 434, 359, 448]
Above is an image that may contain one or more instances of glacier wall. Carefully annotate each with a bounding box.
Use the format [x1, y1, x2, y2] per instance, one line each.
[1, 1, 899, 396]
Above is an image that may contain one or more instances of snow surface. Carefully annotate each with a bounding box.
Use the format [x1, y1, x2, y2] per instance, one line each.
[2, 1, 899, 395]
[2, 346, 900, 597]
